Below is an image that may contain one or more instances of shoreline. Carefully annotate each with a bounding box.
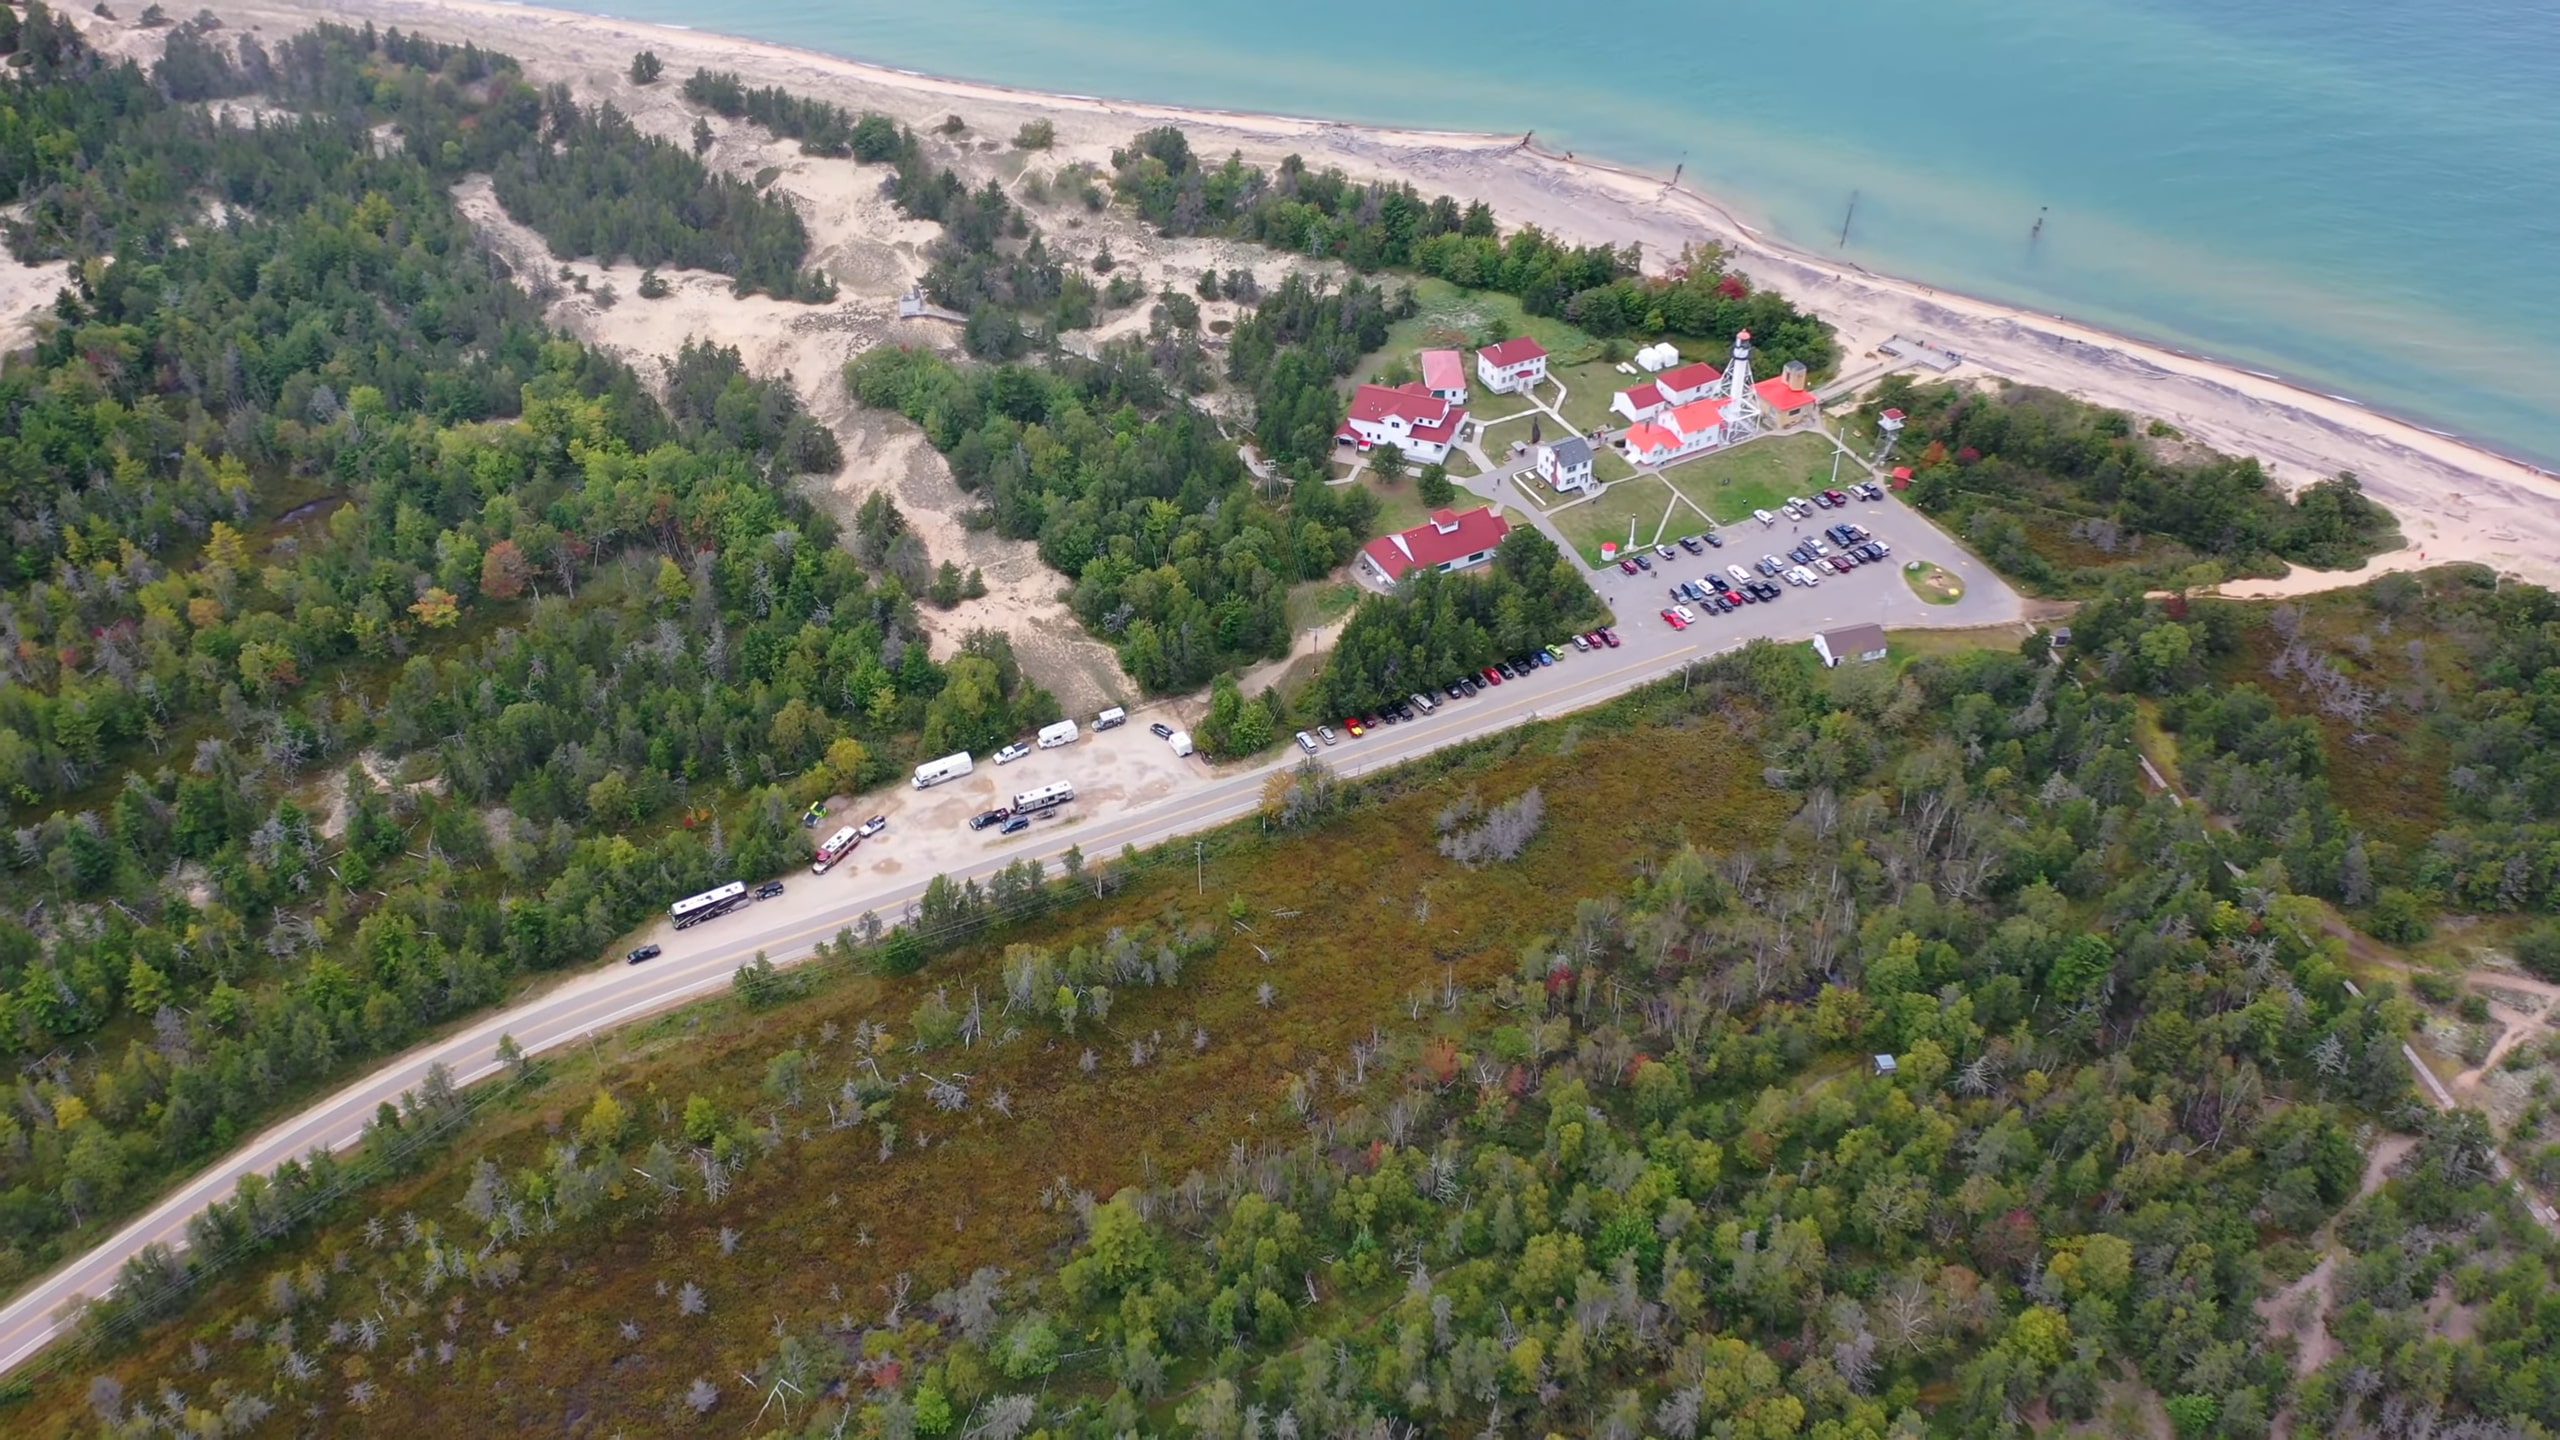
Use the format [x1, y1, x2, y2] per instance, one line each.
[196, 0, 2560, 590]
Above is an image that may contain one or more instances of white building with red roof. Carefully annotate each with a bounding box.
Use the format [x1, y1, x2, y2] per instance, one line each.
[1358, 506, 1513, 587]
[1419, 349, 1468, 403]
[1336, 381, 1469, 464]
[1609, 358, 1719, 425]
[1609, 380, 1668, 426]
[1618, 396, 1732, 467]
[1656, 361, 1723, 405]
[1475, 337, 1549, 395]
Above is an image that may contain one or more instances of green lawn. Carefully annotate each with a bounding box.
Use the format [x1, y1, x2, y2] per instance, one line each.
[1286, 578, 1362, 632]
[1654, 432, 1847, 527]
[1369, 278, 1604, 381]
[1359, 472, 1437, 537]
[1552, 358, 1632, 436]
[1552, 477, 1699, 567]
[1593, 449, 1637, 484]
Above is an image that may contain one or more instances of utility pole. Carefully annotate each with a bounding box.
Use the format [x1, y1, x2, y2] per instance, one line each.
[1829, 447, 1844, 486]
[1196, 839, 1205, 896]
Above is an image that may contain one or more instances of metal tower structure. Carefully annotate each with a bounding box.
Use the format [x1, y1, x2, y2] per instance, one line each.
[1712, 328, 1767, 443]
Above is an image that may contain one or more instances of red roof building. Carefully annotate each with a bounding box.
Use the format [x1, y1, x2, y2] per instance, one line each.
[1655, 361, 1722, 404]
[1475, 337, 1550, 395]
[1419, 348, 1468, 403]
[1610, 381, 1668, 426]
[1336, 381, 1469, 463]
[1620, 396, 1732, 467]
[1358, 506, 1513, 585]
[1752, 374, 1821, 431]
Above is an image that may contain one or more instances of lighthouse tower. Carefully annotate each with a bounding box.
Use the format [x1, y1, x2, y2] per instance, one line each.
[1712, 328, 1767, 443]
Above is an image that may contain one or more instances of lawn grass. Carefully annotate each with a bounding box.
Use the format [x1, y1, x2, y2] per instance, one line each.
[1593, 448, 1637, 485]
[1371, 278, 1605, 372]
[1655, 431, 1846, 527]
[1884, 623, 2026, 666]
[1285, 578, 1361, 632]
[1359, 471, 1438, 536]
[1552, 358, 1631, 436]
[17, 699, 1789, 1436]
[1902, 559, 1964, 604]
[1553, 476, 1688, 566]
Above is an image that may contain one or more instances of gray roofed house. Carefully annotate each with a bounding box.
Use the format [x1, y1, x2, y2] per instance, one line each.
[1539, 434, 1597, 495]
[1812, 624, 1890, 668]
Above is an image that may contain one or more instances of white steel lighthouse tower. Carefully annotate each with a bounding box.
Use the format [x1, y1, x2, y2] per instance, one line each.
[1711, 327, 1767, 443]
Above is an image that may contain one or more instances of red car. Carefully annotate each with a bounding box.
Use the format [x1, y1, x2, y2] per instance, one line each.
[1618, 557, 1640, 575]
[1482, 666, 1502, 685]
[1823, 489, 1850, 506]
[1599, 628, 1622, 648]
[1343, 716, 1365, 737]
[1659, 608, 1688, 630]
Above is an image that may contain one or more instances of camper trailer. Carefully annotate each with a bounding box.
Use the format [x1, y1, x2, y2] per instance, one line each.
[1037, 719, 1080, 749]
[912, 751, 974, 788]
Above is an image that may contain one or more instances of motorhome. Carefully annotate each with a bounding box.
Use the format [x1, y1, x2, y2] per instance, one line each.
[912, 751, 974, 788]
[1037, 719, 1080, 749]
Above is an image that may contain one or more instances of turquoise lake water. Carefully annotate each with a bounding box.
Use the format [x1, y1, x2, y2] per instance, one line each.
[547, 0, 2560, 466]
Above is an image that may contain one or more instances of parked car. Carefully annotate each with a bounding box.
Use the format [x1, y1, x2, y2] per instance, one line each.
[800, 801, 826, 828]
[1364, 713, 1385, 730]
[1496, 661, 1516, 679]
[1673, 604, 1696, 625]
[626, 944, 662, 965]
[1448, 682, 1471, 700]
[1598, 628, 1622, 648]
[1759, 554, 1784, 575]
[1870, 540, 1893, 558]
[1655, 543, 1678, 560]
[1571, 633, 1591, 651]
[1660, 607, 1688, 630]
[1633, 554, 1653, 571]
[1295, 730, 1319, 755]
[1704, 530, 1726, 547]
[755, 881, 786, 900]
[1532, 651, 1554, 669]
[857, 815, 888, 838]
[1344, 715, 1366, 737]
[1727, 564, 1753, 586]
[1000, 816, 1030, 835]
[969, 808, 1011, 830]
[1317, 724, 1337, 746]
[1753, 508, 1777, 527]
[995, 741, 1031, 765]
[1393, 700, 1417, 721]
[1678, 535, 1704, 554]
[1824, 488, 1849, 506]
[1618, 557, 1640, 575]
[1411, 691, 1438, 714]
[1150, 722, 1175, 740]
[1811, 491, 1833, 509]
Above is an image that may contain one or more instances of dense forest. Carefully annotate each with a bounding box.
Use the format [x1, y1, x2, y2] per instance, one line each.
[1865, 377, 2397, 595]
[2069, 566, 2560, 940]
[0, 13, 1037, 1287]
[28, 631, 2548, 1437]
[1311, 528, 1604, 718]
[845, 344, 1377, 693]
[1110, 126, 1837, 374]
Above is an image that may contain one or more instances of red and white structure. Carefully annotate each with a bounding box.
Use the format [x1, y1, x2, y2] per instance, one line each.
[1336, 382, 1468, 464]
[1608, 359, 1723, 426]
[1619, 396, 1732, 467]
[1419, 348, 1468, 403]
[1358, 506, 1512, 587]
[1475, 337, 1549, 395]
[1706, 328, 1769, 443]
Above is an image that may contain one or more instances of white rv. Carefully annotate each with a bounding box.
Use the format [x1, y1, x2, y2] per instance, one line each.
[1094, 707, 1127, 730]
[1167, 730, 1194, 757]
[1037, 719, 1080, 749]
[912, 751, 974, 788]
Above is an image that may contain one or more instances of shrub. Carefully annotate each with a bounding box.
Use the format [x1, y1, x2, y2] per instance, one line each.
[1013, 119, 1055, 150]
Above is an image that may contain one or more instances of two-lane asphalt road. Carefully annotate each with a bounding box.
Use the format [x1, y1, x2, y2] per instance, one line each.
[0, 510, 2020, 1374]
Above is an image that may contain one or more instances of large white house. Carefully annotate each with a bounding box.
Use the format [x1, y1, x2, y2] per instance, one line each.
[1336, 382, 1469, 464]
[1813, 624, 1889, 668]
[1618, 396, 1730, 467]
[1608, 359, 1720, 425]
[1475, 337, 1549, 395]
[1358, 507, 1513, 587]
[1537, 435, 1596, 494]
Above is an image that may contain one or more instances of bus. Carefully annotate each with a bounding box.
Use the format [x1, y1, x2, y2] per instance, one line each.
[1011, 781, 1075, 816]
[811, 825, 860, 875]
[670, 881, 749, 929]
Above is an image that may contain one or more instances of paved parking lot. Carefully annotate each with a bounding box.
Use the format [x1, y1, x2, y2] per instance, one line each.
[1573, 489, 2025, 649]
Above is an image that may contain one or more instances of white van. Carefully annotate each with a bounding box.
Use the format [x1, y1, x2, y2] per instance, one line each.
[912, 751, 974, 788]
[1094, 707, 1127, 730]
[1037, 719, 1080, 749]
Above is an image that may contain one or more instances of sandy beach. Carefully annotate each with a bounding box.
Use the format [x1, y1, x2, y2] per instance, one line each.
[43, 0, 2560, 608]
